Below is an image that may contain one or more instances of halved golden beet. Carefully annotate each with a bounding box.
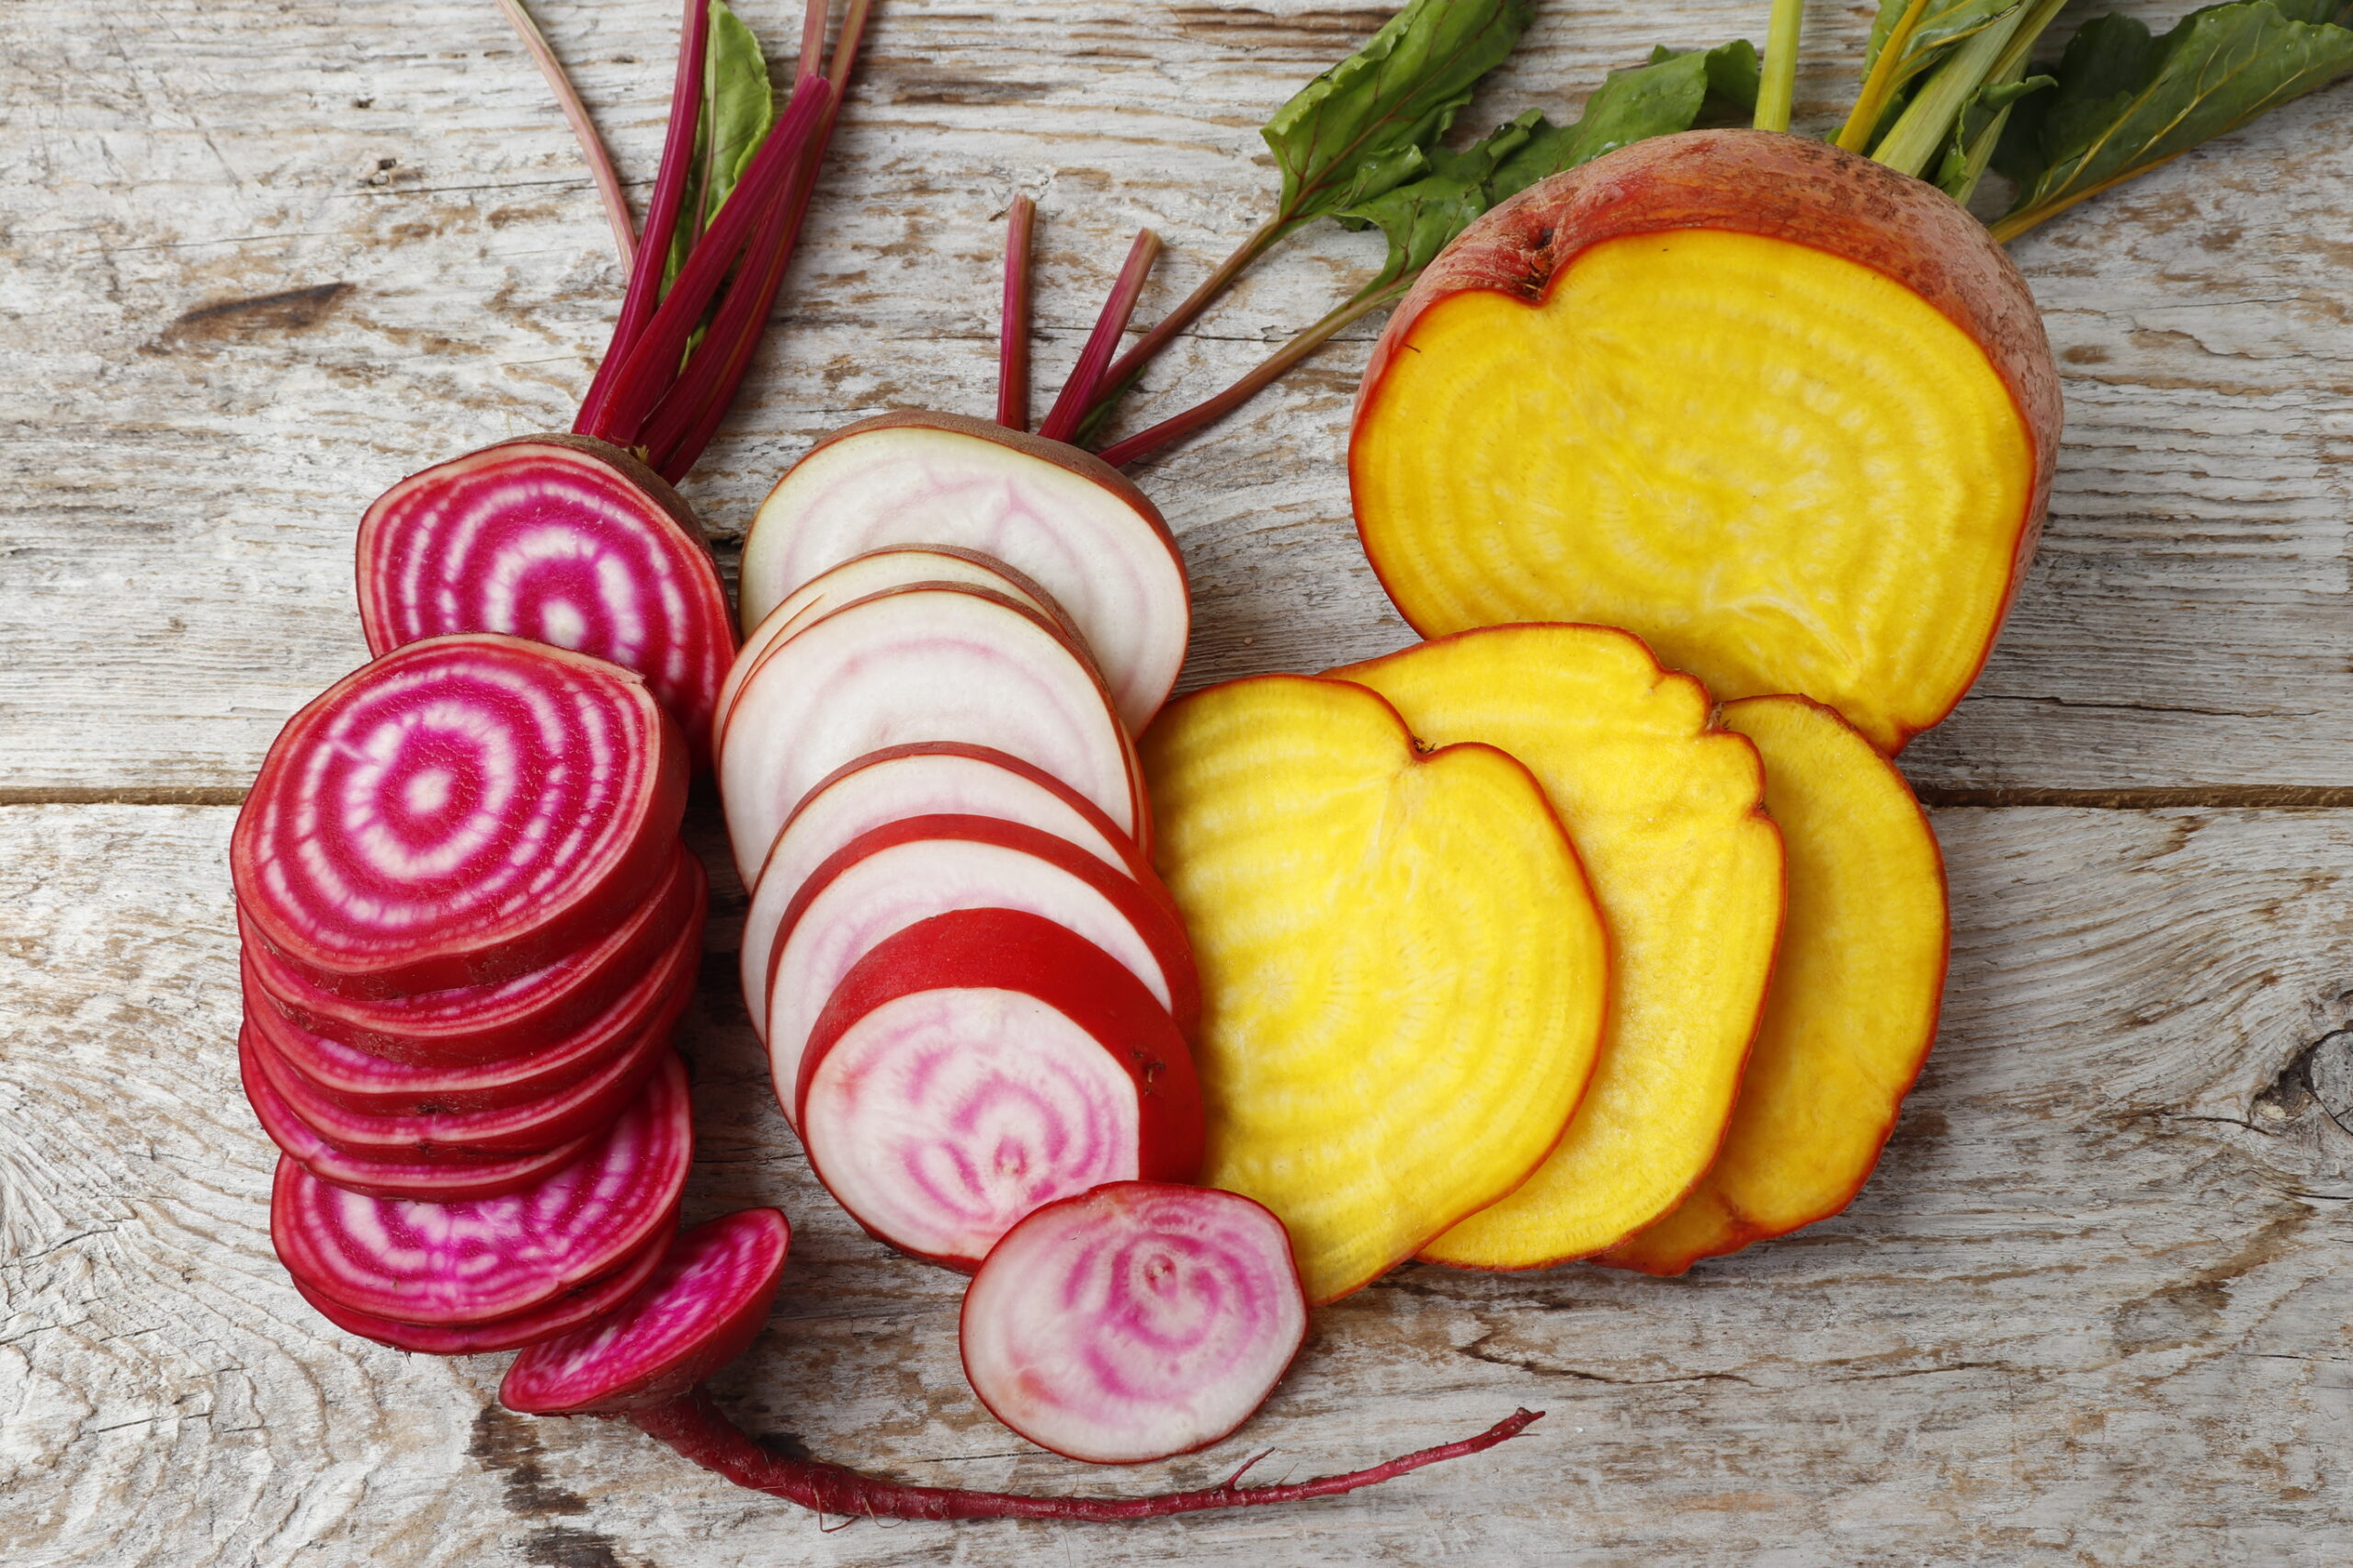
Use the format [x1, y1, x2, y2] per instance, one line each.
[1598, 696, 1948, 1277]
[1351, 131, 2063, 753]
[1139, 675, 1609, 1303]
[1333, 625, 1783, 1268]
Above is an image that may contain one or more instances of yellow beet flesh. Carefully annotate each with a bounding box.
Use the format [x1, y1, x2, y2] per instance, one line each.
[1600, 695, 1948, 1276]
[1353, 230, 2035, 753]
[1333, 627, 1783, 1268]
[1139, 675, 1610, 1303]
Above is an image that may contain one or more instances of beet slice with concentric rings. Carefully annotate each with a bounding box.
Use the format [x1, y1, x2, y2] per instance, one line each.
[290, 1217, 672, 1356]
[271, 1052, 693, 1324]
[502, 1209, 790, 1415]
[739, 744, 1146, 1040]
[356, 437, 735, 766]
[233, 633, 686, 997]
[764, 816, 1199, 1128]
[797, 910, 1202, 1272]
[960, 1181, 1306, 1464]
[239, 846, 702, 1062]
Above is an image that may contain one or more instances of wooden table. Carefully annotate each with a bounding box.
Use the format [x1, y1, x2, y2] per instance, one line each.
[6, 2, 2350, 1562]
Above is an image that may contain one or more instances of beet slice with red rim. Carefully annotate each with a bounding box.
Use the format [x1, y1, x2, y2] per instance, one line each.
[764, 816, 1199, 1127]
[961, 1182, 1306, 1464]
[291, 1218, 672, 1355]
[717, 585, 1142, 883]
[240, 846, 702, 1063]
[797, 909, 1202, 1272]
[233, 634, 687, 997]
[739, 744, 1146, 1040]
[503, 1209, 790, 1414]
[271, 1051, 693, 1324]
[356, 437, 735, 766]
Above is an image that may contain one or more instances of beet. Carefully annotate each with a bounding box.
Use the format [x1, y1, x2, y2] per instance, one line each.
[270, 1052, 693, 1324]
[503, 1209, 790, 1415]
[961, 1182, 1305, 1464]
[356, 437, 735, 765]
[240, 846, 702, 1062]
[233, 634, 687, 997]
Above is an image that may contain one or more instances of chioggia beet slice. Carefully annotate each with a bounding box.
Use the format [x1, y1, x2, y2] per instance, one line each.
[270, 1052, 693, 1324]
[797, 910, 1202, 1272]
[233, 633, 687, 996]
[503, 1209, 791, 1414]
[717, 585, 1142, 883]
[738, 744, 1147, 1040]
[242, 1032, 592, 1201]
[961, 1182, 1305, 1464]
[356, 436, 736, 765]
[739, 411, 1190, 731]
[714, 546, 1079, 751]
[239, 846, 702, 1062]
[291, 1218, 670, 1356]
[766, 817, 1199, 1125]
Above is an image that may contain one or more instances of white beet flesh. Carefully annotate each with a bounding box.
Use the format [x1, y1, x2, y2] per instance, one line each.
[960, 1182, 1306, 1464]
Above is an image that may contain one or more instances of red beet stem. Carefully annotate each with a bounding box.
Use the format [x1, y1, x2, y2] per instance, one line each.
[1037, 228, 1161, 445]
[575, 0, 710, 434]
[494, 0, 637, 270]
[622, 1388, 1541, 1522]
[997, 196, 1035, 432]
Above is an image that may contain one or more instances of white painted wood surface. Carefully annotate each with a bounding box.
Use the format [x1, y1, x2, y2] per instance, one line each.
[6, 0, 2353, 1562]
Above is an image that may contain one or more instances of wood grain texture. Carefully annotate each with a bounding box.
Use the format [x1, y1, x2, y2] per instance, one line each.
[4, 802, 2350, 1564]
[6, 0, 2353, 792]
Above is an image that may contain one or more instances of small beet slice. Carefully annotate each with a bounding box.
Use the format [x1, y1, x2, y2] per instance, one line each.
[739, 744, 1146, 1040]
[715, 546, 1079, 752]
[799, 911, 1202, 1271]
[233, 633, 687, 997]
[291, 1218, 671, 1355]
[243, 1036, 592, 1201]
[503, 1209, 790, 1414]
[239, 846, 702, 1063]
[765, 816, 1199, 1126]
[961, 1182, 1304, 1464]
[717, 585, 1142, 883]
[740, 412, 1189, 731]
[356, 436, 736, 765]
[271, 1052, 692, 1324]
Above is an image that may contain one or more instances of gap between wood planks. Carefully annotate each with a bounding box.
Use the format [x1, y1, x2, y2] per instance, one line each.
[14, 785, 2353, 809]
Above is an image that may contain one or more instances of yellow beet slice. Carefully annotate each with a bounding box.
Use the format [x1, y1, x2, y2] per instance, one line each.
[1351, 131, 2061, 754]
[1599, 696, 1948, 1277]
[1139, 675, 1609, 1303]
[1333, 627, 1783, 1268]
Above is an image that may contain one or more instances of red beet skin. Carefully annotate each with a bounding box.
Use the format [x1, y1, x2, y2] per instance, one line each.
[233, 634, 686, 997]
[503, 1209, 791, 1415]
[357, 436, 736, 766]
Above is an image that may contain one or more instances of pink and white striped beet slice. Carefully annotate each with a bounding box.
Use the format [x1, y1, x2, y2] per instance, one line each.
[239, 845, 701, 1062]
[357, 436, 735, 767]
[242, 1031, 592, 1201]
[716, 585, 1142, 883]
[763, 816, 1199, 1128]
[798, 910, 1203, 1272]
[738, 744, 1145, 1040]
[502, 1208, 791, 1414]
[960, 1182, 1305, 1464]
[270, 1052, 693, 1324]
[233, 633, 687, 997]
[290, 1215, 672, 1355]
[714, 546, 1078, 752]
[740, 412, 1190, 731]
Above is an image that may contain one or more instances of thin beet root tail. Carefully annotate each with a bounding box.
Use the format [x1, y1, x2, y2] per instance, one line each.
[620, 1387, 1541, 1523]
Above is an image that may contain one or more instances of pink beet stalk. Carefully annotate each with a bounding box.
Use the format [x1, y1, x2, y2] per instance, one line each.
[998, 196, 1035, 431]
[623, 1392, 1542, 1521]
[494, 0, 638, 271]
[1038, 228, 1162, 444]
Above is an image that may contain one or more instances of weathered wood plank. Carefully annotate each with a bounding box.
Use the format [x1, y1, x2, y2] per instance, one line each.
[6, 1, 2353, 794]
[5, 801, 2348, 1563]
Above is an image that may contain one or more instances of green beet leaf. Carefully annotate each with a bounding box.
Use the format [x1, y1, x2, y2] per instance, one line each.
[665, 0, 777, 290]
